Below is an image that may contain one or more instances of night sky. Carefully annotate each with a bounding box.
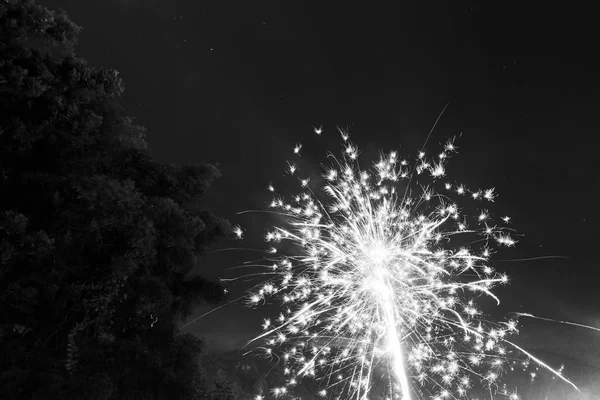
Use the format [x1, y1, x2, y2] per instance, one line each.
[41, 0, 599, 391]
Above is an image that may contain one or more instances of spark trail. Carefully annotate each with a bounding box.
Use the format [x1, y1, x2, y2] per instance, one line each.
[239, 128, 578, 400]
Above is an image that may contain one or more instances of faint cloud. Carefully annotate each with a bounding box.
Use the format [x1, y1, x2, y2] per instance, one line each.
[199, 332, 254, 353]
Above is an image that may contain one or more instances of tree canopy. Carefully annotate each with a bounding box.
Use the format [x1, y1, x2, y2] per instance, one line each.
[0, 1, 232, 398]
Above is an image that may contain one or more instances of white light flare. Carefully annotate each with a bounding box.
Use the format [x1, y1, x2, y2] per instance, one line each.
[240, 131, 579, 400]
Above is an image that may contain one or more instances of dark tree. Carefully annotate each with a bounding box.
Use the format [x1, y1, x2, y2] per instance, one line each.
[0, 1, 232, 398]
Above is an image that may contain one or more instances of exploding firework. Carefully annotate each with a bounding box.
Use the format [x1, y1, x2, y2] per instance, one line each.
[241, 128, 577, 400]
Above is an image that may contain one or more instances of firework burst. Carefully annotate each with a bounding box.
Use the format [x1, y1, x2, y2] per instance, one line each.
[241, 128, 577, 400]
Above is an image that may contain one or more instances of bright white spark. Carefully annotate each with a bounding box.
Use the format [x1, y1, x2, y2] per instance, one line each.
[233, 225, 244, 239]
[243, 133, 578, 399]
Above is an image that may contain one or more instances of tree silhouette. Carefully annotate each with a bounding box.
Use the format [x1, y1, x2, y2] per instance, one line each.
[0, 1, 232, 398]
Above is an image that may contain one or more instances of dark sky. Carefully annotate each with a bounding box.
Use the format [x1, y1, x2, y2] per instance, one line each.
[41, 0, 599, 384]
